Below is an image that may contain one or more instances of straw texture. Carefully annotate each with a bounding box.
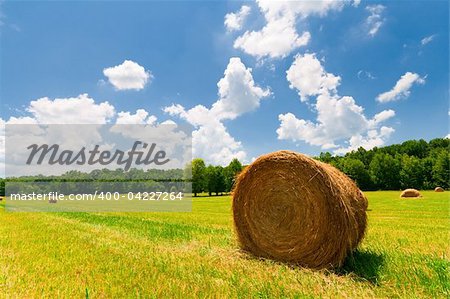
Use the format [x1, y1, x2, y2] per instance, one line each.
[232, 150, 368, 269]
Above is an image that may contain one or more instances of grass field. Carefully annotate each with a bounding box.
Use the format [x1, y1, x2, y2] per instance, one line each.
[1, 191, 449, 298]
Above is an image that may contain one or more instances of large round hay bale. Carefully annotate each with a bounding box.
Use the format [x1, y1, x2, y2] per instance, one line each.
[435, 187, 444, 192]
[232, 150, 368, 269]
[400, 189, 421, 198]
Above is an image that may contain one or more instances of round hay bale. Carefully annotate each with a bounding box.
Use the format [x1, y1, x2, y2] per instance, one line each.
[435, 187, 444, 192]
[400, 189, 421, 198]
[232, 150, 368, 269]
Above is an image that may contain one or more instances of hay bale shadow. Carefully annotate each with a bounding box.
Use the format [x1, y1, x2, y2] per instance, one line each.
[236, 247, 385, 285]
[335, 250, 385, 285]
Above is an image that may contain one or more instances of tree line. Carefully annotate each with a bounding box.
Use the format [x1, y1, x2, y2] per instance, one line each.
[0, 168, 185, 196]
[188, 138, 449, 194]
[0, 138, 447, 196]
[316, 138, 449, 190]
[188, 158, 243, 196]
[0, 160, 244, 197]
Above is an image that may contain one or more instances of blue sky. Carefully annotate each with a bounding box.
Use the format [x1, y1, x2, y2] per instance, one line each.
[1, 0, 448, 165]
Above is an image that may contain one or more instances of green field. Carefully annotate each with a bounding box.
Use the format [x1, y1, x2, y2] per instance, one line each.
[1, 191, 449, 298]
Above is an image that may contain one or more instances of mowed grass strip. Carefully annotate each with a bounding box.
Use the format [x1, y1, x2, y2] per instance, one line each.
[0, 191, 448, 298]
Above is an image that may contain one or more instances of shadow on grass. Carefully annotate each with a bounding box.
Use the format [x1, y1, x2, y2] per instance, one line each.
[334, 250, 385, 285]
[237, 248, 385, 285]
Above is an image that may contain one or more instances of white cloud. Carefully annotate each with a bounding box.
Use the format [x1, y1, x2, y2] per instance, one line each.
[233, 0, 351, 59]
[369, 109, 396, 126]
[234, 20, 311, 59]
[357, 70, 375, 80]
[224, 5, 251, 32]
[110, 110, 190, 168]
[277, 94, 370, 148]
[421, 34, 435, 46]
[365, 4, 385, 37]
[27, 94, 115, 124]
[3, 95, 164, 126]
[165, 104, 247, 165]
[376, 72, 425, 103]
[352, 0, 361, 7]
[103, 60, 152, 91]
[286, 53, 340, 102]
[0, 95, 117, 176]
[164, 57, 270, 165]
[0, 97, 192, 175]
[277, 53, 395, 153]
[193, 120, 247, 165]
[115, 109, 157, 125]
[334, 126, 395, 154]
[0, 95, 116, 176]
[211, 57, 271, 119]
[257, 0, 347, 20]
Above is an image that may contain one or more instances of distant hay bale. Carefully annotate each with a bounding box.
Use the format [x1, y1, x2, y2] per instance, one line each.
[435, 187, 444, 192]
[400, 189, 421, 198]
[232, 150, 368, 269]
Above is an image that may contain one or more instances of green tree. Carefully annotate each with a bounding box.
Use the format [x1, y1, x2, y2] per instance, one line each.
[0, 178, 4, 196]
[318, 152, 335, 163]
[432, 151, 450, 188]
[421, 157, 435, 190]
[369, 153, 401, 190]
[400, 154, 425, 189]
[214, 166, 226, 195]
[205, 165, 227, 196]
[224, 158, 243, 192]
[339, 158, 372, 190]
[205, 165, 216, 196]
[429, 138, 450, 150]
[400, 139, 429, 158]
[345, 147, 375, 167]
[191, 158, 206, 196]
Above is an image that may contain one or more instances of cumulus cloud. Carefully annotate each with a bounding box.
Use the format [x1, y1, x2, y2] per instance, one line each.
[421, 34, 435, 46]
[352, 0, 361, 7]
[164, 57, 270, 165]
[164, 103, 247, 165]
[277, 53, 395, 154]
[103, 60, 152, 91]
[2, 94, 166, 126]
[0, 95, 114, 176]
[224, 5, 251, 32]
[0, 95, 193, 175]
[211, 57, 271, 119]
[277, 94, 371, 148]
[234, 21, 311, 60]
[233, 0, 350, 59]
[369, 109, 396, 126]
[26, 94, 115, 124]
[334, 126, 395, 154]
[115, 109, 157, 125]
[0, 95, 118, 167]
[376, 72, 425, 103]
[365, 4, 385, 37]
[286, 53, 341, 102]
